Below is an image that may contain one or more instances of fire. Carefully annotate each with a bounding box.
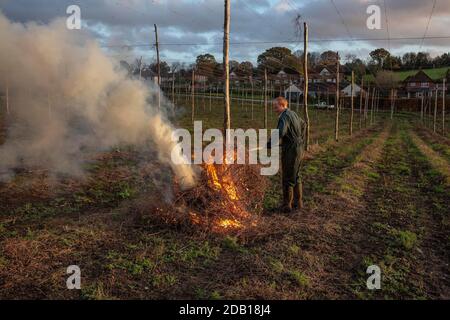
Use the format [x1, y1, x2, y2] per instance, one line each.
[205, 162, 240, 201]
[206, 162, 222, 191]
[218, 219, 242, 229]
[204, 156, 249, 230]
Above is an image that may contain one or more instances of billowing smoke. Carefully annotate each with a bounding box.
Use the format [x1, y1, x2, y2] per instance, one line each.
[0, 13, 196, 189]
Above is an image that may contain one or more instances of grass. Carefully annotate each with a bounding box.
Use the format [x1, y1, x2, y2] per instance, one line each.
[363, 66, 450, 82]
[1, 98, 448, 299]
[352, 120, 449, 299]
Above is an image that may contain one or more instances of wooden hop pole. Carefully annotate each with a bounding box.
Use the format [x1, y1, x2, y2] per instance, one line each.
[5, 79, 10, 115]
[434, 88, 438, 133]
[349, 71, 354, 136]
[371, 88, 375, 125]
[250, 76, 254, 120]
[359, 78, 363, 129]
[303, 22, 310, 149]
[335, 52, 340, 141]
[264, 68, 268, 129]
[191, 70, 195, 124]
[223, 0, 231, 133]
[442, 78, 446, 135]
[223, 0, 231, 132]
[154, 24, 161, 110]
[421, 95, 424, 122]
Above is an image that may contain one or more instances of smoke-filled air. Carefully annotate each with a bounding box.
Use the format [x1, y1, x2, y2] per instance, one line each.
[0, 13, 196, 189]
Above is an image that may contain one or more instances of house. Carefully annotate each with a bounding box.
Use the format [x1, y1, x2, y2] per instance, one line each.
[306, 65, 346, 84]
[404, 70, 436, 98]
[284, 84, 303, 100]
[274, 68, 300, 85]
[341, 83, 363, 97]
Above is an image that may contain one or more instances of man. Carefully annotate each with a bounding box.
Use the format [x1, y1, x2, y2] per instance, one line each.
[267, 97, 306, 213]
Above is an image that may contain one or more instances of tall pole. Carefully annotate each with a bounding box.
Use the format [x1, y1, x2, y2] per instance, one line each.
[5, 79, 9, 115]
[209, 86, 212, 112]
[191, 69, 195, 124]
[434, 88, 438, 133]
[371, 88, 375, 125]
[350, 71, 354, 136]
[303, 22, 310, 150]
[335, 52, 340, 141]
[138, 56, 143, 81]
[421, 95, 424, 122]
[154, 24, 161, 109]
[365, 83, 370, 125]
[250, 76, 254, 120]
[223, 0, 231, 133]
[264, 68, 268, 129]
[172, 74, 175, 105]
[359, 78, 364, 129]
[154, 24, 161, 87]
[442, 78, 446, 135]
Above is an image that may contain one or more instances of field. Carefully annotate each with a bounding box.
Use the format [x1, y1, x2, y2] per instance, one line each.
[0, 95, 449, 300]
[363, 66, 450, 82]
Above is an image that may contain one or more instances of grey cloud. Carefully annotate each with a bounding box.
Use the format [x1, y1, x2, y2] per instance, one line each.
[0, 0, 449, 64]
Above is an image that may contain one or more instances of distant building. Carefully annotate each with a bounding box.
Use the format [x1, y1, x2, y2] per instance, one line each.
[404, 70, 437, 98]
[284, 84, 303, 100]
[341, 83, 363, 97]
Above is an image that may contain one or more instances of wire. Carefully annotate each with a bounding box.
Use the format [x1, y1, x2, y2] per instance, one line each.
[419, 0, 438, 51]
[330, 0, 353, 40]
[101, 35, 450, 48]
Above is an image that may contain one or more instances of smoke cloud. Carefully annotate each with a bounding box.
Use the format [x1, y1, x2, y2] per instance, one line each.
[0, 13, 196, 189]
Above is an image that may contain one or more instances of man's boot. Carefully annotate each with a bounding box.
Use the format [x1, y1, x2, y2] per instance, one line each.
[293, 182, 303, 211]
[281, 185, 294, 213]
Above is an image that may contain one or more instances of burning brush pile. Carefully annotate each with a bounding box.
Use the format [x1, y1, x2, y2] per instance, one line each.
[147, 157, 268, 234]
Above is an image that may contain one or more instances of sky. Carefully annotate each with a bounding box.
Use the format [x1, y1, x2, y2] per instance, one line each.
[0, 0, 449, 66]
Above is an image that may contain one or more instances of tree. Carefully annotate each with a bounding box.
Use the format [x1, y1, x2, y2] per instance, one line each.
[370, 48, 391, 68]
[402, 52, 417, 69]
[257, 47, 293, 73]
[345, 56, 366, 79]
[150, 61, 170, 76]
[196, 54, 218, 78]
[229, 60, 240, 72]
[384, 55, 402, 70]
[434, 53, 450, 68]
[119, 60, 132, 75]
[320, 51, 338, 65]
[238, 61, 253, 76]
[375, 70, 400, 91]
[416, 52, 432, 68]
[196, 53, 216, 65]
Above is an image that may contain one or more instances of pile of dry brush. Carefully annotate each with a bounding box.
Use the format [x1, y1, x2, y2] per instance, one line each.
[139, 162, 268, 234]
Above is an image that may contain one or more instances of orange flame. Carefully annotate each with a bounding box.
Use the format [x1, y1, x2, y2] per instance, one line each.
[204, 157, 250, 230]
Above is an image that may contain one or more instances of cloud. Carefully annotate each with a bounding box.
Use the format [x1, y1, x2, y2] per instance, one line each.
[0, 0, 449, 64]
